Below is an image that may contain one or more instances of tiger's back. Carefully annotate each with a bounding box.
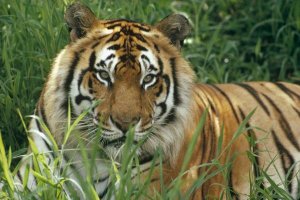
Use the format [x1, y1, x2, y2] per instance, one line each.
[175, 82, 300, 199]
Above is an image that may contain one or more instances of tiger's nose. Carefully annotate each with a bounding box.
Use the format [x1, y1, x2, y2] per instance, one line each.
[110, 115, 140, 133]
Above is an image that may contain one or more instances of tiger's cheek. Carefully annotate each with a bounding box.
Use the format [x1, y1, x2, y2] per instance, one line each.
[89, 74, 108, 99]
[79, 73, 109, 107]
[140, 90, 155, 122]
[145, 79, 166, 117]
[145, 79, 162, 101]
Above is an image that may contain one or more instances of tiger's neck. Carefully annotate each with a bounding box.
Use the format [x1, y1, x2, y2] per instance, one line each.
[163, 83, 239, 189]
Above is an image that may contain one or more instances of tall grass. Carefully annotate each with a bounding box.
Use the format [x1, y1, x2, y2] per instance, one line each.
[0, 107, 294, 199]
[0, 0, 299, 199]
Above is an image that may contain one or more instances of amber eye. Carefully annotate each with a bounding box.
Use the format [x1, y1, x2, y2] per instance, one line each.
[143, 74, 154, 84]
[99, 71, 110, 80]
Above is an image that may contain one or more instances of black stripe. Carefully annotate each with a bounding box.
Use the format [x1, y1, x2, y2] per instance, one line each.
[209, 84, 239, 124]
[164, 108, 176, 123]
[99, 185, 109, 199]
[35, 118, 43, 133]
[200, 119, 208, 166]
[208, 116, 215, 162]
[263, 94, 300, 151]
[198, 121, 207, 190]
[62, 52, 80, 111]
[157, 102, 167, 118]
[271, 130, 294, 193]
[95, 175, 109, 183]
[134, 33, 147, 43]
[136, 44, 148, 51]
[106, 32, 121, 42]
[169, 58, 180, 105]
[207, 98, 217, 115]
[39, 107, 48, 128]
[77, 69, 89, 94]
[238, 108, 262, 180]
[236, 83, 270, 116]
[39, 95, 50, 130]
[157, 57, 163, 74]
[89, 51, 96, 70]
[121, 26, 131, 35]
[156, 74, 170, 120]
[75, 28, 86, 39]
[292, 106, 300, 117]
[108, 44, 121, 50]
[132, 24, 150, 32]
[105, 19, 133, 25]
[148, 64, 157, 72]
[238, 108, 263, 199]
[35, 108, 54, 159]
[79, 48, 85, 53]
[17, 170, 22, 182]
[96, 60, 106, 68]
[139, 154, 154, 165]
[154, 43, 160, 53]
[42, 136, 55, 159]
[73, 52, 96, 105]
[274, 82, 300, 100]
[162, 74, 170, 99]
[156, 85, 163, 97]
[141, 54, 150, 62]
[98, 34, 109, 41]
[92, 41, 100, 49]
[75, 94, 92, 105]
[88, 76, 93, 93]
[107, 23, 121, 29]
[150, 178, 159, 183]
[119, 53, 135, 62]
[105, 54, 115, 61]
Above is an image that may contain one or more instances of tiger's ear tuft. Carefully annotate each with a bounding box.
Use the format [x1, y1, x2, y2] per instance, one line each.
[155, 14, 191, 49]
[64, 2, 97, 42]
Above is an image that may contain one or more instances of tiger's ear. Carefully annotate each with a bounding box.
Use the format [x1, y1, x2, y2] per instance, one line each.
[155, 14, 191, 49]
[64, 2, 97, 42]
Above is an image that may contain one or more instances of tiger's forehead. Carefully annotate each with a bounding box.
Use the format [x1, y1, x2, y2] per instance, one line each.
[91, 19, 159, 74]
[102, 19, 151, 32]
[94, 43, 159, 76]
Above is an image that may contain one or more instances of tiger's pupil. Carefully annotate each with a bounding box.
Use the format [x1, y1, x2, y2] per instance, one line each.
[100, 71, 109, 79]
[144, 75, 153, 83]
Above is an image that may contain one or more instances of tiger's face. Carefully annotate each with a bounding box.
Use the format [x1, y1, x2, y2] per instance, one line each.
[60, 3, 194, 163]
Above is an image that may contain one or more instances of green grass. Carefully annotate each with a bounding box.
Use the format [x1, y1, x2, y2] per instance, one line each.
[0, 0, 299, 199]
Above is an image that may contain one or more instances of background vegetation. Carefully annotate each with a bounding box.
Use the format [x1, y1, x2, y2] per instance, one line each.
[0, 0, 299, 199]
[0, 0, 299, 154]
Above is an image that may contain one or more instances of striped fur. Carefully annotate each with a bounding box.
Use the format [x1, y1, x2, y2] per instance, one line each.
[4, 3, 300, 199]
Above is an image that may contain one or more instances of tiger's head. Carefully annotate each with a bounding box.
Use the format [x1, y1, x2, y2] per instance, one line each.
[47, 3, 195, 164]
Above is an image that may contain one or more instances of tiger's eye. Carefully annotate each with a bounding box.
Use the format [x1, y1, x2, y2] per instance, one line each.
[99, 71, 110, 79]
[144, 75, 154, 83]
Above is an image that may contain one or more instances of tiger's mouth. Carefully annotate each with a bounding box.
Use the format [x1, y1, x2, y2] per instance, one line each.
[101, 136, 128, 148]
[100, 131, 147, 148]
[97, 127, 155, 162]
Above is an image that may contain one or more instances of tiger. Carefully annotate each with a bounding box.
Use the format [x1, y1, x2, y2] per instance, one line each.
[2, 2, 300, 200]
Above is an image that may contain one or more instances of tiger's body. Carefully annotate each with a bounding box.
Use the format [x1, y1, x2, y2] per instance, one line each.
[180, 82, 300, 199]
[2, 2, 300, 200]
